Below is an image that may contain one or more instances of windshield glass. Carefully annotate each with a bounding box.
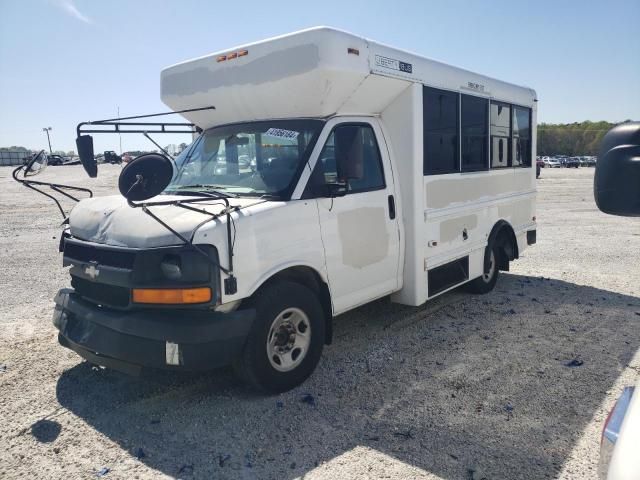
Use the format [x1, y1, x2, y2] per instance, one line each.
[165, 119, 324, 198]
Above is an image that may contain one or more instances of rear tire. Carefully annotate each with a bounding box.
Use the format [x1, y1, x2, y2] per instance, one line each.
[466, 243, 500, 294]
[233, 281, 325, 393]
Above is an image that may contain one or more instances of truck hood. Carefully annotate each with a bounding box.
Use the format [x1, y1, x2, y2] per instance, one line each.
[69, 195, 267, 248]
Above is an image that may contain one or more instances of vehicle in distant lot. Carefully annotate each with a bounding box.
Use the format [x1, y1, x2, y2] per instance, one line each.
[122, 152, 133, 163]
[48, 154, 65, 166]
[564, 157, 580, 168]
[104, 151, 121, 164]
[539, 156, 553, 167]
[594, 122, 640, 479]
[545, 158, 561, 168]
[28, 27, 539, 392]
[583, 156, 597, 167]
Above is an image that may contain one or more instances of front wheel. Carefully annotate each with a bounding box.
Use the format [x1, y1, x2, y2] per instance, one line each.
[233, 281, 325, 393]
[466, 244, 500, 294]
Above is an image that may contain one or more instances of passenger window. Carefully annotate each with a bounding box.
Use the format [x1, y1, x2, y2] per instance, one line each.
[512, 106, 531, 166]
[423, 86, 459, 175]
[461, 94, 489, 172]
[307, 124, 385, 196]
[491, 102, 511, 168]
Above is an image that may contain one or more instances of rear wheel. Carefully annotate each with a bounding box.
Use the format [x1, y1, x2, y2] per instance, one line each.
[233, 281, 325, 393]
[466, 243, 500, 294]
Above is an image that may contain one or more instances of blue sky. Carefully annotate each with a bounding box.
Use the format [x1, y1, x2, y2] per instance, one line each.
[0, 0, 638, 152]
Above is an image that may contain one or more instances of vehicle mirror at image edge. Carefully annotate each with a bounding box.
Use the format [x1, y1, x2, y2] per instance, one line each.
[76, 135, 98, 178]
[594, 122, 640, 217]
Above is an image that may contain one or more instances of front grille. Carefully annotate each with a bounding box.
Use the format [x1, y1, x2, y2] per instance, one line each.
[71, 276, 130, 308]
[65, 242, 136, 269]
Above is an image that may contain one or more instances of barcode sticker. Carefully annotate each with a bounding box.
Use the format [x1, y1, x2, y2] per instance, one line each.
[265, 128, 299, 140]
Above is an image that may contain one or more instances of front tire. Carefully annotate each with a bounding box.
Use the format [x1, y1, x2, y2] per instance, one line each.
[466, 244, 500, 294]
[233, 281, 325, 393]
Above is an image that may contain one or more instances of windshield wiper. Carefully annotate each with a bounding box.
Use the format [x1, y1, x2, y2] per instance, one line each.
[258, 193, 282, 200]
[168, 190, 218, 197]
[169, 184, 239, 198]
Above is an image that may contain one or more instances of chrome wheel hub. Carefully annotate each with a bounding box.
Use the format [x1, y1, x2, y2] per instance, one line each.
[266, 307, 311, 372]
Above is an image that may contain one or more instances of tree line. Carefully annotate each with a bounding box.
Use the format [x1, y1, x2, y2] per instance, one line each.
[537, 121, 631, 156]
[0, 146, 76, 156]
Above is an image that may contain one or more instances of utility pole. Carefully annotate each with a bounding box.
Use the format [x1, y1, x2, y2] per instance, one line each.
[42, 127, 53, 154]
[117, 106, 122, 154]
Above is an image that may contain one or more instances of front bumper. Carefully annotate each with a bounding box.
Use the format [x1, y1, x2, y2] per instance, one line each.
[53, 289, 254, 374]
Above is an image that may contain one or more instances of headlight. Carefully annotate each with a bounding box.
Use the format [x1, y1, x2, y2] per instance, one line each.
[160, 255, 182, 280]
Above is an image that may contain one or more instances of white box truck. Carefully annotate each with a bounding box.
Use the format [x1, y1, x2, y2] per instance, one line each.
[51, 27, 537, 392]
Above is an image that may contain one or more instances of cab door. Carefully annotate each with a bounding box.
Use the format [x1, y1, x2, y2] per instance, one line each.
[304, 118, 400, 314]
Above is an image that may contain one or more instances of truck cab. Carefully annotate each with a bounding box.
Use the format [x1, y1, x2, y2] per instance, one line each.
[54, 27, 537, 392]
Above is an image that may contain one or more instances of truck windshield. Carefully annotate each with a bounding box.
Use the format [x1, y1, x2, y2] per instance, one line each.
[165, 119, 324, 198]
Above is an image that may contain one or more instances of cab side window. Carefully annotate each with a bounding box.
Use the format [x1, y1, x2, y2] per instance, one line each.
[306, 124, 385, 196]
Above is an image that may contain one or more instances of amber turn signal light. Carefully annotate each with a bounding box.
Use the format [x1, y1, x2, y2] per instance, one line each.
[132, 287, 212, 304]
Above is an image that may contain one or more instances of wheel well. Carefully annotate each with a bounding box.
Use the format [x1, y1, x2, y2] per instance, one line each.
[488, 221, 518, 271]
[250, 266, 333, 345]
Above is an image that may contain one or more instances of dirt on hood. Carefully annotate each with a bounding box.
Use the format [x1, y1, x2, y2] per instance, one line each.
[68, 194, 264, 248]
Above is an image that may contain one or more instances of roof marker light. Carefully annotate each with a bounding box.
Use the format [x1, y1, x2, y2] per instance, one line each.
[216, 55, 227, 62]
[227, 52, 238, 60]
[238, 49, 249, 57]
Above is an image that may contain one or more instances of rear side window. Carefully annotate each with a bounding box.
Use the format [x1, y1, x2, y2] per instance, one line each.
[512, 106, 532, 166]
[423, 86, 459, 175]
[461, 94, 489, 172]
[491, 102, 511, 168]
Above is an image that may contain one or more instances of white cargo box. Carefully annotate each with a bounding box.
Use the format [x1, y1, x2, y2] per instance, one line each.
[161, 27, 535, 130]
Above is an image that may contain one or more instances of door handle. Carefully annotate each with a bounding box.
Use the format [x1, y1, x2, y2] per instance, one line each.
[388, 195, 396, 220]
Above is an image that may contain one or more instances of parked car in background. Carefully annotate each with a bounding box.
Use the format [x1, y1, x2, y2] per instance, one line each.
[122, 152, 133, 163]
[104, 151, 121, 164]
[47, 154, 65, 166]
[545, 158, 561, 168]
[564, 157, 580, 168]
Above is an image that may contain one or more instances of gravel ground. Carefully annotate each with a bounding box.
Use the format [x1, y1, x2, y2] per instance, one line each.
[0, 165, 639, 480]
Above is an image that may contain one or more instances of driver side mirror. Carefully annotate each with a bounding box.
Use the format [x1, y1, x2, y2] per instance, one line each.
[325, 181, 348, 198]
[594, 122, 640, 217]
[76, 135, 98, 178]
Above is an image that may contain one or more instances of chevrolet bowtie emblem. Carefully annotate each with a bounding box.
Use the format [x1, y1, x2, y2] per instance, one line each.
[84, 264, 100, 280]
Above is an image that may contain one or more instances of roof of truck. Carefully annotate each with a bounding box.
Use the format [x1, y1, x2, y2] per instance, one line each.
[161, 26, 536, 129]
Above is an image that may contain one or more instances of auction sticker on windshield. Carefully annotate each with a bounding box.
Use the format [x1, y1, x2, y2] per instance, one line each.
[264, 128, 299, 140]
